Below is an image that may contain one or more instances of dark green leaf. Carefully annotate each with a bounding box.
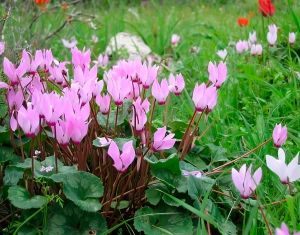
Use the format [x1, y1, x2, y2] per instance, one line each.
[134, 205, 193, 235]
[4, 166, 24, 186]
[50, 172, 103, 212]
[8, 186, 47, 209]
[45, 202, 107, 235]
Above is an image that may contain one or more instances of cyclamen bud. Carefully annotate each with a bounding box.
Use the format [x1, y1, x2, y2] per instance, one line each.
[272, 124, 287, 148]
[289, 32, 296, 44]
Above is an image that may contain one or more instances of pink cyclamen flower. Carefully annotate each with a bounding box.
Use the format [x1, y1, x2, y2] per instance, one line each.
[152, 79, 169, 105]
[53, 120, 70, 146]
[171, 34, 181, 46]
[249, 31, 257, 44]
[208, 61, 227, 88]
[232, 164, 262, 199]
[272, 124, 287, 147]
[168, 73, 185, 95]
[107, 75, 131, 106]
[192, 83, 218, 112]
[236, 40, 249, 53]
[17, 103, 40, 138]
[140, 63, 158, 89]
[107, 140, 135, 172]
[131, 97, 150, 132]
[289, 32, 296, 44]
[0, 41, 5, 55]
[216, 49, 227, 60]
[3, 52, 29, 85]
[96, 94, 111, 115]
[250, 44, 263, 56]
[267, 24, 278, 46]
[98, 54, 109, 68]
[266, 148, 300, 184]
[71, 47, 91, 69]
[275, 223, 300, 235]
[152, 126, 176, 152]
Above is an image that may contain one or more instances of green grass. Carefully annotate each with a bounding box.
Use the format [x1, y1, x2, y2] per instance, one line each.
[1, 0, 300, 233]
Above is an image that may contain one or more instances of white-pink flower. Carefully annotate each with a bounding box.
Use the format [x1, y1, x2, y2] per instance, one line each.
[266, 148, 300, 184]
[152, 126, 176, 152]
[232, 164, 262, 199]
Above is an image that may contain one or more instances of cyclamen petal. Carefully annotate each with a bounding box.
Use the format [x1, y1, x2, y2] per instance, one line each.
[107, 140, 135, 172]
[266, 148, 300, 184]
[231, 164, 262, 199]
[0, 41, 5, 55]
[152, 127, 176, 151]
[152, 79, 169, 105]
[272, 124, 287, 147]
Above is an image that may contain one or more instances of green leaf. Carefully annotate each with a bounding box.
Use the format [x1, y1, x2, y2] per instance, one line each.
[8, 186, 47, 209]
[145, 185, 165, 206]
[147, 153, 181, 175]
[187, 176, 215, 200]
[4, 166, 24, 186]
[45, 202, 107, 235]
[146, 153, 183, 189]
[0, 147, 20, 164]
[157, 189, 219, 228]
[35, 156, 77, 178]
[50, 171, 103, 212]
[134, 206, 193, 235]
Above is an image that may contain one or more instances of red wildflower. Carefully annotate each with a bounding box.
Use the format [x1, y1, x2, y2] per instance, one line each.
[237, 17, 249, 27]
[258, 0, 275, 17]
[34, 0, 49, 5]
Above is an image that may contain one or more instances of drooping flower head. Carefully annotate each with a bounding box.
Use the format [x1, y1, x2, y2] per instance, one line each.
[208, 62, 227, 88]
[192, 83, 218, 113]
[232, 164, 262, 199]
[171, 34, 181, 46]
[289, 32, 296, 44]
[272, 124, 287, 148]
[152, 126, 176, 152]
[168, 73, 185, 96]
[267, 24, 278, 46]
[131, 97, 150, 133]
[266, 148, 300, 184]
[236, 40, 249, 54]
[152, 79, 169, 105]
[107, 140, 135, 172]
[17, 103, 40, 138]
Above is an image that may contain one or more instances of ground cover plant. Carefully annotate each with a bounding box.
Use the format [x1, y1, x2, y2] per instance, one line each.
[0, 0, 300, 234]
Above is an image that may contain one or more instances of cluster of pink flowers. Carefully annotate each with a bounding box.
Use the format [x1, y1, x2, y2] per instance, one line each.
[2, 45, 218, 172]
[235, 31, 263, 56]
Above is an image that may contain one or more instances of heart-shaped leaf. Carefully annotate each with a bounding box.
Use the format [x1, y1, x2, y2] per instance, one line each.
[50, 172, 103, 212]
[8, 186, 47, 209]
[45, 202, 107, 235]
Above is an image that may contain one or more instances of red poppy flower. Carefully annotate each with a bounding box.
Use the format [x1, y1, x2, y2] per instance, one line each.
[237, 17, 249, 27]
[34, 0, 49, 5]
[258, 0, 275, 17]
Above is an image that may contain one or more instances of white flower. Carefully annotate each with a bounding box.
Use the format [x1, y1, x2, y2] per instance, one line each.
[217, 49, 227, 60]
[266, 148, 300, 184]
